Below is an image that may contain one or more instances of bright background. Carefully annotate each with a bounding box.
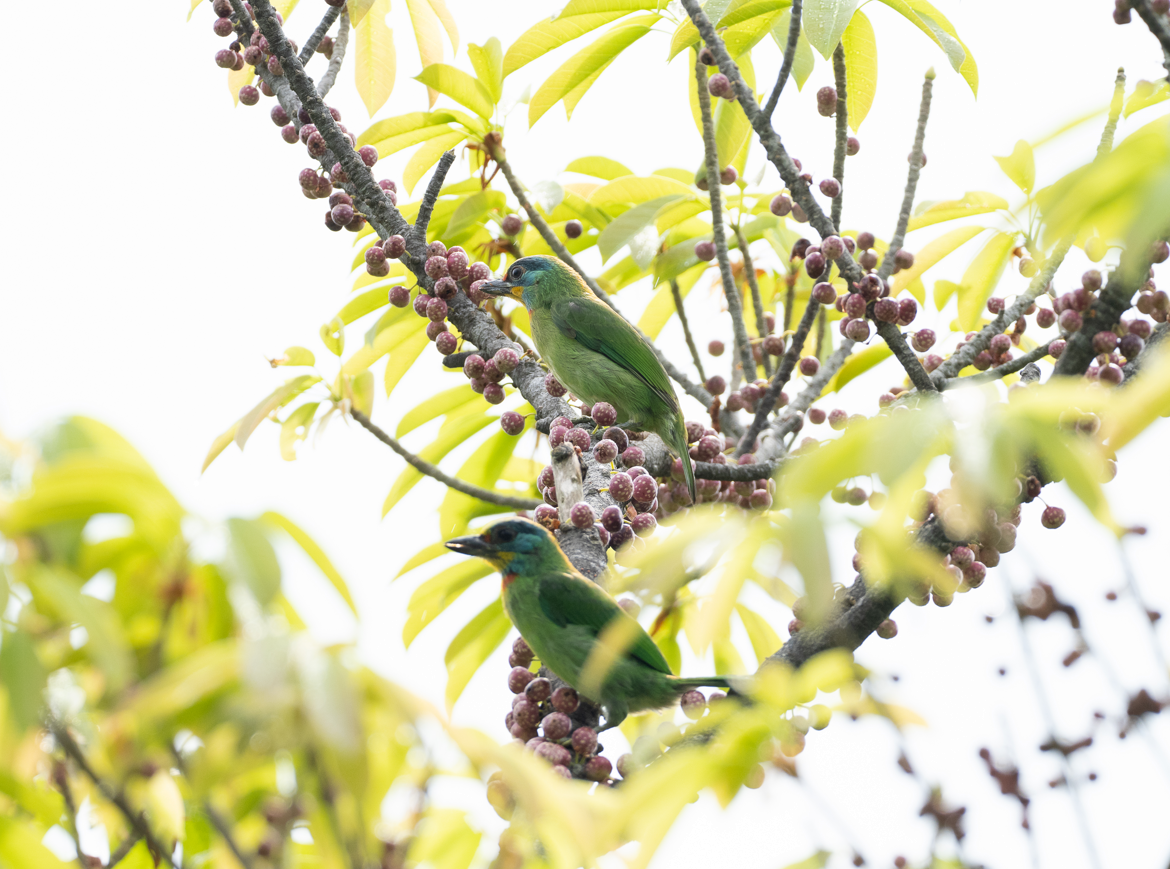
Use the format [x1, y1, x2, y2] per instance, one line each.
[3, 1, 1169, 867]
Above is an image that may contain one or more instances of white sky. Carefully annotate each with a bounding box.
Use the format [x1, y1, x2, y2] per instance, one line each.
[3, 1, 1169, 868]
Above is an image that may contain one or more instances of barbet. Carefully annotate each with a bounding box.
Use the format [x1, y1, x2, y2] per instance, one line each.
[479, 256, 696, 503]
[446, 518, 734, 729]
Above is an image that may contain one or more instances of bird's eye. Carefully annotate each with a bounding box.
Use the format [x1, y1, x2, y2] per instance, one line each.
[495, 526, 516, 543]
[509, 266, 525, 281]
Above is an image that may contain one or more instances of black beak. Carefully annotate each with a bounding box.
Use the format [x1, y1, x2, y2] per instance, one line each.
[478, 279, 523, 299]
[445, 535, 497, 557]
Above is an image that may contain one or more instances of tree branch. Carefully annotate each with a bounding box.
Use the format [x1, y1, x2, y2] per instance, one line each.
[830, 43, 848, 232]
[942, 340, 1053, 389]
[351, 410, 541, 509]
[762, 0, 802, 119]
[877, 70, 934, 281]
[1097, 67, 1128, 160]
[298, 5, 340, 65]
[758, 338, 856, 463]
[107, 834, 142, 868]
[412, 149, 457, 245]
[695, 56, 757, 384]
[1053, 249, 1150, 376]
[671, 280, 706, 381]
[48, 722, 176, 868]
[680, 0, 937, 393]
[1131, 0, 1170, 79]
[736, 227, 772, 378]
[50, 761, 88, 869]
[316, 9, 349, 98]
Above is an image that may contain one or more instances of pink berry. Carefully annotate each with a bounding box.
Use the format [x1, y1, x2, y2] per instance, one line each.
[544, 374, 567, 397]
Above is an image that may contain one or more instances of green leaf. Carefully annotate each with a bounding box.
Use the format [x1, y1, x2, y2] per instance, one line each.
[956, 231, 1017, 331]
[235, 375, 321, 450]
[736, 604, 783, 667]
[117, 640, 239, 727]
[503, 4, 658, 76]
[384, 328, 432, 397]
[803, 0, 859, 59]
[0, 816, 73, 869]
[598, 195, 686, 263]
[354, 0, 396, 117]
[260, 511, 359, 616]
[877, 0, 977, 95]
[405, 0, 456, 106]
[31, 568, 134, 689]
[906, 191, 1009, 232]
[529, 15, 660, 126]
[590, 174, 695, 211]
[994, 139, 1035, 194]
[398, 385, 480, 437]
[344, 315, 423, 374]
[444, 598, 511, 709]
[770, 11, 815, 90]
[637, 264, 702, 339]
[415, 64, 495, 119]
[202, 419, 241, 473]
[933, 279, 961, 308]
[820, 343, 892, 395]
[446, 189, 508, 238]
[468, 38, 504, 102]
[145, 770, 186, 843]
[408, 809, 482, 869]
[404, 560, 494, 645]
[1124, 79, 1170, 117]
[438, 427, 524, 536]
[279, 402, 318, 461]
[0, 629, 45, 731]
[225, 517, 281, 606]
[841, 10, 876, 130]
[566, 156, 633, 182]
[278, 346, 316, 367]
[382, 412, 495, 515]
[1025, 421, 1119, 534]
[668, 0, 750, 58]
[404, 129, 470, 194]
[320, 317, 345, 356]
[357, 111, 461, 156]
[889, 225, 985, 297]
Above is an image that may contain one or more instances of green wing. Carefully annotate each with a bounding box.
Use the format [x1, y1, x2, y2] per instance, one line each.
[537, 573, 672, 675]
[550, 297, 679, 413]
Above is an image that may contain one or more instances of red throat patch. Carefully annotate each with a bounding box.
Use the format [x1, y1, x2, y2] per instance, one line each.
[502, 572, 518, 589]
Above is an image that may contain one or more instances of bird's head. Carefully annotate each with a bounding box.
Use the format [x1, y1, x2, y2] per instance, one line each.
[445, 518, 563, 576]
[477, 256, 573, 306]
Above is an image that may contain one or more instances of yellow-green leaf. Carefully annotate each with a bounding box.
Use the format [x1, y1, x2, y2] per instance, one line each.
[382, 412, 495, 515]
[890, 225, 985, 297]
[933, 279, 961, 308]
[202, 418, 241, 473]
[770, 11, 815, 90]
[820, 343, 891, 395]
[1123, 79, 1170, 117]
[235, 375, 321, 450]
[956, 231, 1016, 331]
[404, 129, 469, 194]
[907, 191, 1009, 232]
[0, 816, 73, 869]
[145, 771, 186, 843]
[566, 155, 634, 180]
[841, 10, 876, 130]
[803, 0, 860, 60]
[260, 511, 359, 616]
[590, 174, 695, 211]
[408, 809, 481, 869]
[405, 0, 449, 105]
[735, 604, 783, 666]
[875, 0, 977, 95]
[404, 560, 493, 644]
[384, 328, 431, 396]
[416, 63, 495, 118]
[279, 402, 318, 461]
[468, 37, 503, 102]
[994, 139, 1035, 194]
[354, 0, 396, 116]
[398, 385, 480, 436]
[503, 3, 659, 76]
[445, 599, 512, 710]
[1100, 344, 1170, 450]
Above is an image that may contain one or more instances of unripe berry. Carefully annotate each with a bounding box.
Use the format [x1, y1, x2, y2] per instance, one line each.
[819, 178, 841, 198]
[707, 73, 733, 98]
[770, 193, 793, 216]
[571, 726, 597, 755]
[816, 85, 838, 116]
[846, 136, 860, 156]
[500, 411, 525, 436]
[695, 240, 717, 261]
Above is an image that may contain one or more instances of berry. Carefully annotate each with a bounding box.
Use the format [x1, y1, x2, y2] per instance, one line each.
[542, 711, 572, 741]
[569, 726, 598, 757]
[565, 427, 591, 452]
[798, 356, 820, 376]
[877, 619, 898, 639]
[631, 513, 657, 536]
[1099, 363, 1123, 385]
[446, 250, 470, 282]
[1059, 309, 1083, 332]
[533, 504, 557, 528]
[490, 348, 517, 375]
[299, 167, 319, 189]
[822, 236, 844, 260]
[584, 756, 612, 782]
[365, 246, 387, 267]
[695, 240, 717, 261]
[213, 0, 233, 14]
[1119, 333, 1144, 358]
[435, 332, 458, 354]
[463, 354, 485, 379]
[426, 297, 448, 322]
[844, 294, 867, 319]
[1092, 331, 1119, 354]
[859, 250, 879, 270]
[215, 48, 237, 69]
[873, 298, 899, 322]
[845, 319, 871, 341]
[331, 203, 354, 226]
[425, 321, 448, 341]
[501, 214, 523, 236]
[893, 249, 915, 270]
[591, 402, 617, 427]
[808, 408, 826, 425]
[1048, 339, 1067, 358]
[819, 178, 841, 198]
[987, 296, 1005, 314]
[609, 472, 633, 502]
[604, 427, 629, 453]
[912, 329, 936, 352]
[990, 333, 1012, 356]
[526, 676, 552, 703]
[964, 562, 987, 587]
[1019, 257, 1038, 277]
[535, 742, 572, 767]
[1036, 307, 1056, 328]
[549, 425, 568, 447]
[816, 85, 838, 116]
[509, 667, 535, 694]
[388, 285, 410, 308]
[434, 276, 458, 299]
[501, 411, 525, 436]
[846, 136, 860, 156]
[770, 193, 793, 216]
[761, 335, 784, 356]
[600, 506, 623, 534]
[565, 219, 583, 239]
[281, 124, 298, 143]
[1152, 239, 1170, 264]
[805, 251, 826, 278]
[632, 474, 657, 503]
[267, 55, 283, 75]
[594, 439, 618, 463]
[708, 339, 725, 356]
[856, 231, 875, 250]
[552, 687, 579, 714]
[425, 256, 448, 280]
[355, 145, 377, 168]
[315, 176, 333, 198]
[544, 373, 567, 397]
[1041, 506, 1066, 529]
[707, 73, 733, 98]
[680, 690, 706, 719]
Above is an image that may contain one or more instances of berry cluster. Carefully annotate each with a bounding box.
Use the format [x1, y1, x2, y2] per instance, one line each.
[458, 345, 520, 406]
[209, 0, 315, 106]
[506, 639, 612, 782]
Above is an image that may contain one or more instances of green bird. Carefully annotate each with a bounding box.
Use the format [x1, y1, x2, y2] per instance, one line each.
[445, 518, 734, 730]
[479, 255, 696, 503]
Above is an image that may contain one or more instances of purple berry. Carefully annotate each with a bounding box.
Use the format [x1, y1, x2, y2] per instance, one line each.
[770, 193, 793, 216]
[591, 402, 617, 427]
[805, 251, 826, 278]
[898, 298, 919, 326]
[631, 513, 657, 536]
[695, 240, 717, 261]
[384, 285, 409, 308]
[1041, 506, 1066, 529]
[501, 214, 523, 236]
[1059, 309, 1083, 332]
[821, 236, 844, 260]
[426, 297, 448, 322]
[720, 166, 738, 185]
[620, 445, 645, 468]
[552, 687, 579, 714]
[542, 712, 572, 741]
[384, 235, 406, 258]
[819, 178, 841, 198]
[680, 690, 706, 720]
[570, 725, 597, 756]
[509, 667, 535, 694]
[912, 329, 936, 352]
[845, 319, 871, 341]
[565, 427, 591, 452]
[483, 383, 505, 405]
[501, 411, 525, 436]
[846, 136, 860, 156]
[281, 124, 298, 144]
[331, 203, 354, 226]
[632, 475, 657, 504]
[435, 331, 458, 354]
[707, 73, 733, 98]
[816, 85, 838, 116]
[564, 219, 583, 239]
[600, 505, 623, 534]
[544, 374, 567, 397]
[584, 756, 612, 782]
[873, 298, 899, 323]
[604, 427, 629, 452]
[566, 502, 593, 529]
[425, 256, 448, 280]
[608, 472, 633, 502]
[594, 439, 618, 463]
[525, 676, 552, 703]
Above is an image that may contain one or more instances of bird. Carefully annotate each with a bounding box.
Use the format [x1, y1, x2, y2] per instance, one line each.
[478, 255, 696, 504]
[445, 518, 734, 730]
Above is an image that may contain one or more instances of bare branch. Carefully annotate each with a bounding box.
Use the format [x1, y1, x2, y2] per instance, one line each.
[1130, 0, 1170, 78]
[758, 338, 856, 463]
[316, 9, 349, 98]
[943, 341, 1054, 389]
[671, 279, 707, 382]
[351, 409, 541, 509]
[762, 0, 802, 119]
[412, 149, 457, 244]
[830, 43, 848, 232]
[1097, 67, 1129, 160]
[48, 722, 176, 868]
[877, 70, 934, 281]
[298, 5, 340, 65]
[736, 228, 772, 378]
[695, 56, 757, 383]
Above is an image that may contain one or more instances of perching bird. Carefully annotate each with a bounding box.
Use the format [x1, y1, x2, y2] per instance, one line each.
[445, 518, 734, 730]
[479, 255, 696, 503]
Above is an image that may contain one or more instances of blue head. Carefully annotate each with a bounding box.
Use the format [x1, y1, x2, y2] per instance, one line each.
[445, 517, 570, 576]
[476, 255, 581, 309]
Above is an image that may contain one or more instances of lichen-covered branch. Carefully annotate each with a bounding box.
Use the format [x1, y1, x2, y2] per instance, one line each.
[351, 410, 541, 509]
[762, 0, 802, 119]
[1131, 0, 1170, 78]
[736, 227, 771, 378]
[943, 341, 1053, 389]
[412, 149, 456, 244]
[877, 70, 934, 281]
[671, 280, 707, 381]
[830, 44, 848, 232]
[316, 9, 349, 98]
[695, 56, 757, 384]
[298, 5, 340, 64]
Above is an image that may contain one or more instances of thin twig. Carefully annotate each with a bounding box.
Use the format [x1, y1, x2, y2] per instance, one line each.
[877, 70, 934, 281]
[1097, 67, 1128, 160]
[763, 0, 802, 119]
[48, 723, 176, 868]
[351, 410, 541, 509]
[1130, 0, 1170, 79]
[170, 742, 256, 869]
[412, 149, 457, 245]
[759, 338, 856, 463]
[298, 5, 340, 65]
[671, 280, 706, 381]
[494, 156, 716, 410]
[681, 0, 937, 393]
[305, 746, 362, 869]
[317, 9, 349, 98]
[50, 762, 88, 869]
[830, 43, 848, 232]
[942, 341, 1053, 389]
[737, 295, 820, 456]
[736, 227, 772, 377]
[695, 56, 757, 384]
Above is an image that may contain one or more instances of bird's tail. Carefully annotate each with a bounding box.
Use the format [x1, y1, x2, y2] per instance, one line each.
[673, 675, 752, 695]
[666, 411, 697, 505]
